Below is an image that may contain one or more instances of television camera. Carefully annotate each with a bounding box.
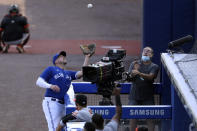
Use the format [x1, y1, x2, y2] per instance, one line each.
[82, 49, 126, 105]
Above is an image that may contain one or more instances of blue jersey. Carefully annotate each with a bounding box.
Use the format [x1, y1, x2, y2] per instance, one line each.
[40, 66, 77, 100]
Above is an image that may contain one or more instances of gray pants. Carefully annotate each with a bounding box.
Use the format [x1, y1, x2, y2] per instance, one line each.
[3, 33, 29, 45]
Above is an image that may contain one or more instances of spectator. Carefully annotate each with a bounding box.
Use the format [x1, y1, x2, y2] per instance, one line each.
[92, 87, 122, 131]
[137, 126, 148, 131]
[128, 47, 159, 131]
[84, 122, 96, 131]
[56, 94, 92, 131]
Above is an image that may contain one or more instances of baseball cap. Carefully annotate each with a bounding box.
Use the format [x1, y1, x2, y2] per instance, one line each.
[75, 94, 87, 106]
[52, 51, 66, 65]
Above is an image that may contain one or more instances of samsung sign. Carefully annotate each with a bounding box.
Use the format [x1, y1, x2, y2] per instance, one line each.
[130, 109, 165, 115]
[66, 105, 172, 119]
[92, 109, 110, 115]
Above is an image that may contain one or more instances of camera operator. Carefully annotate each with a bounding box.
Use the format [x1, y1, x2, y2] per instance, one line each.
[128, 47, 159, 131]
[92, 87, 122, 131]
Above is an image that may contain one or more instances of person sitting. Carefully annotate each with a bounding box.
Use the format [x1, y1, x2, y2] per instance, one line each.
[56, 94, 92, 131]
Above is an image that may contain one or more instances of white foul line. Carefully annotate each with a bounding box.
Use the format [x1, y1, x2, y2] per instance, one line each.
[101, 46, 122, 49]
[10, 45, 32, 48]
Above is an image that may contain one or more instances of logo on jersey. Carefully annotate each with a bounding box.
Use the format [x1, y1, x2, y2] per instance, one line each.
[65, 75, 71, 80]
[54, 73, 64, 79]
[54, 73, 71, 80]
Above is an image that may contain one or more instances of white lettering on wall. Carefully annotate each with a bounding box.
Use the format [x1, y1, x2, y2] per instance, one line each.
[130, 109, 165, 116]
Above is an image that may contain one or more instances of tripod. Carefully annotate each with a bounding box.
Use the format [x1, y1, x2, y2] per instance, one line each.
[96, 81, 115, 105]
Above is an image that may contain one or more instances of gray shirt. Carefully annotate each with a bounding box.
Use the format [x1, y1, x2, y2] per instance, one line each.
[96, 120, 118, 131]
[74, 107, 92, 122]
[60, 107, 92, 127]
[128, 61, 159, 101]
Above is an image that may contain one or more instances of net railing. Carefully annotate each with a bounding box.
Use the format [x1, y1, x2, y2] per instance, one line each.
[174, 54, 197, 100]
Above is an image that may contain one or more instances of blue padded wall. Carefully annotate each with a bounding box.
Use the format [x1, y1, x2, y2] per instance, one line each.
[143, 0, 172, 65]
[172, 0, 195, 52]
[143, 1, 196, 130]
[195, 0, 197, 39]
[143, 0, 195, 65]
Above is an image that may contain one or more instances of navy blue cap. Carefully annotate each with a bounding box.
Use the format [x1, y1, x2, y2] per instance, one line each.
[75, 94, 87, 106]
[52, 51, 66, 65]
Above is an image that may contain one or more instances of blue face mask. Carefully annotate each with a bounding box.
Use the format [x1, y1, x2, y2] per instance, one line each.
[141, 55, 150, 62]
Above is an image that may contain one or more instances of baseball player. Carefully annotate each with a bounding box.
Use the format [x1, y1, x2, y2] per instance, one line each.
[36, 51, 91, 131]
[56, 94, 93, 131]
[0, 4, 30, 53]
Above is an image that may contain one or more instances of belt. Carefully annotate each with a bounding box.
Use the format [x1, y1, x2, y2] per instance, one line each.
[44, 97, 65, 104]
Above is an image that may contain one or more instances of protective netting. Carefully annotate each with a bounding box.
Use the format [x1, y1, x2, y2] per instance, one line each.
[174, 53, 197, 100]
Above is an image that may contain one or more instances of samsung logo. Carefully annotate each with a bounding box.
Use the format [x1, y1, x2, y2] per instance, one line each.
[92, 109, 109, 115]
[130, 109, 165, 116]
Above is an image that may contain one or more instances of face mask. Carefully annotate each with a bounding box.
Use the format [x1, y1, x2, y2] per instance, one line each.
[141, 55, 150, 62]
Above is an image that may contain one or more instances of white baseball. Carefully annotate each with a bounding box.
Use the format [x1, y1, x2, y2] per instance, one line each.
[87, 3, 93, 8]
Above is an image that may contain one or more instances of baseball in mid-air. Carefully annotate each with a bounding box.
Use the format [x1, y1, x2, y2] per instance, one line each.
[87, 3, 93, 8]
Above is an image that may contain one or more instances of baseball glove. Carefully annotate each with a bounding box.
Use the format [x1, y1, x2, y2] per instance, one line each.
[80, 43, 96, 56]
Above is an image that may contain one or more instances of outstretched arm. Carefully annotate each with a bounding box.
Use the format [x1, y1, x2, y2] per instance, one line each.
[76, 54, 91, 79]
[112, 87, 122, 123]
